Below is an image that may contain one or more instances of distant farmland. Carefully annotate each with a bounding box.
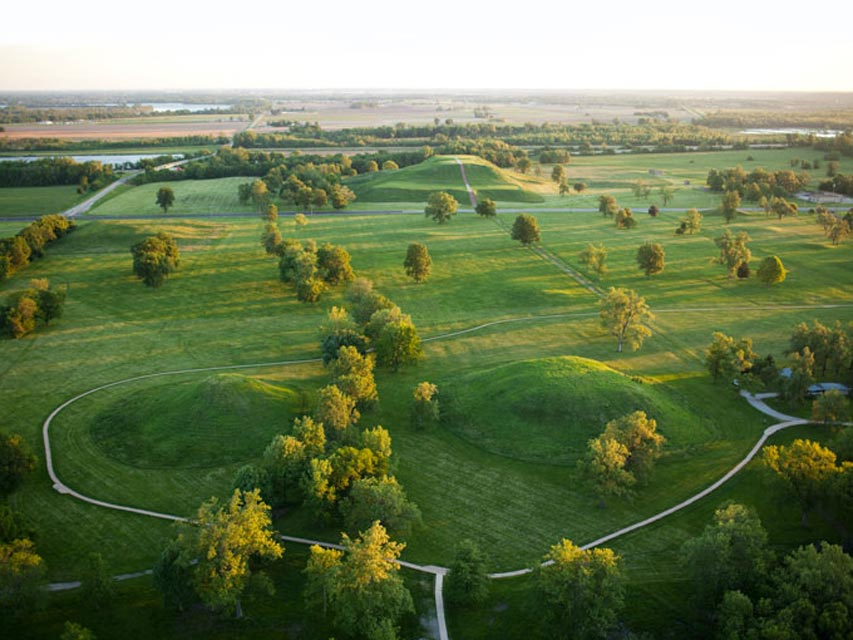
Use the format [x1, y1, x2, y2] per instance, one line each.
[0, 115, 248, 141]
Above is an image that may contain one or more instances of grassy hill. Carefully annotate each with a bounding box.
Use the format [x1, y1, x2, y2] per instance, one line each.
[345, 155, 545, 204]
[444, 356, 708, 465]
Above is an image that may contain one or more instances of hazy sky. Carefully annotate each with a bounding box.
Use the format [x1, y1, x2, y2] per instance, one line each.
[3, 0, 852, 92]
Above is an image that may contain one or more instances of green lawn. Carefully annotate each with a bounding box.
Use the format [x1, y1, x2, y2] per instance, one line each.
[0, 185, 87, 216]
[0, 151, 850, 638]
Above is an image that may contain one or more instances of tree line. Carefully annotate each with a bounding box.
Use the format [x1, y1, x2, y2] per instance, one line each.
[0, 135, 229, 153]
[0, 157, 115, 189]
[706, 165, 810, 200]
[0, 215, 75, 283]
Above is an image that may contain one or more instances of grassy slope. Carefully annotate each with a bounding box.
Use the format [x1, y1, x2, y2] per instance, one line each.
[0, 152, 850, 637]
[0, 185, 87, 217]
[346, 155, 543, 204]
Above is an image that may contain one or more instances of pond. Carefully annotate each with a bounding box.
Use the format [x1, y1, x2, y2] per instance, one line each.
[741, 128, 841, 138]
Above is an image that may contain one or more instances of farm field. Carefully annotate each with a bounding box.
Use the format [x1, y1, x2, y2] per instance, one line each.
[1, 149, 851, 639]
[0, 184, 87, 216]
[0, 115, 247, 140]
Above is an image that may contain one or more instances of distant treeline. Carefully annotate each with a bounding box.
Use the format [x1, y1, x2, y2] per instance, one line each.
[0, 157, 115, 188]
[132, 147, 433, 185]
[0, 105, 247, 124]
[0, 135, 230, 152]
[0, 215, 75, 283]
[234, 121, 752, 152]
[707, 166, 810, 199]
[694, 110, 853, 131]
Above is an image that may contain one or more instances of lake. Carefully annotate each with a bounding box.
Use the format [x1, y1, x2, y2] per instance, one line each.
[741, 128, 841, 138]
[139, 102, 232, 113]
[0, 154, 184, 165]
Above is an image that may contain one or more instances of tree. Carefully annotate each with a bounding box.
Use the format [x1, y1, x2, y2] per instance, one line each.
[2, 293, 38, 338]
[329, 346, 378, 407]
[581, 436, 635, 506]
[636, 242, 665, 277]
[676, 208, 702, 235]
[551, 164, 565, 184]
[573, 182, 587, 193]
[250, 179, 269, 211]
[424, 191, 458, 224]
[183, 489, 283, 618]
[559, 178, 570, 196]
[81, 552, 114, 609]
[714, 229, 751, 278]
[659, 185, 675, 206]
[317, 243, 355, 286]
[812, 389, 850, 423]
[130, 232, 180, 288]
[0, 433, 36, 497]
[721, 190, 741, 223]
[410, 382, 439, 430]
[261, 223, 282, 256]
[598, 194, 618, 217]
[0, 538, 45, 611]
[599, 287, 653, 353]
[632, 180, 651, 199]
[647, 204, 659, 217]
[602, 411, 665, 481]
[474, 198, 496, 218]
[365, 160, 379, 173]
[536, 539, 624, 640]
[403, 243, 432, 283]
[60, 622, 95, 640]
[294, 213, 308, 230]
[155, 186, 175, 214]
[375, 318, 422, 371]
[262, 203, 278, 222]
[679, 503, 771, 607]
[781, 347, 815, 406]
[510, 214, 541, 245]
[445, 539, 489, 606]
[381, 160, 399, 171]
[314, 385, 360, 435]
[330, 185, 357, 210]
[756, 255, 787, 285]
[341, 477, 421, 539]
[516, 157, 532, 174]
[615, 207, 636, 229]
[706, 332, 737, 383]
[311, 188, 328, 211]
[770, 196, 797, 220]
[578, 242, 608, 278]
[153, 540, 198, 612]
[35, 281, 66, 325]
[763, 439, 848, 526]
[306, 522, 414, 640]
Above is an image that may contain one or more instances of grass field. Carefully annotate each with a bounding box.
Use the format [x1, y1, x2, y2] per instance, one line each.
[0, 185, 87, 216]
[1, 149, 851, 638]
[88, 176, 257, 215]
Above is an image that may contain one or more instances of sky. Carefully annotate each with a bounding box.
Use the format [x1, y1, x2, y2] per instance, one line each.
[2, 0, 852, 92]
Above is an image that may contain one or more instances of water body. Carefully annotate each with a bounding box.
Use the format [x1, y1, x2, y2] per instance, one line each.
[0, 154, 184, 165]
[741, 128, 840, 138]
[138, 102, 232, 113]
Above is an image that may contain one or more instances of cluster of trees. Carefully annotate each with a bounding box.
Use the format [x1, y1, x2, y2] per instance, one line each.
[0, 157, 115, 189]
[680, 502, 853, 638]
[815, 207, 852, 245]
[130, 232, 179, 288]
[790, 319, 852, 381]
[706, 165, 810, 200]
[0, 214, 75, 283]
[615, 207, 636, 229]
[714, 229, 752, 278]
[0, 278, 66, 339]
[705, 332, 777, 389]
[580, 411, 666, 506]
[320, 280, 423, 371]
[819, 173, 853, 196]
[232, 119, 746, 154]
[538, 147, 572, 164]
[0, 135, 229, 153]
[276, 239, 355, 303]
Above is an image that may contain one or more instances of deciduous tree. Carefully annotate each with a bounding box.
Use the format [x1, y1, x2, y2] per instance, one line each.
[598, 194, 618, 217]
[425, 191, 458, 224]
[811, 389, 850, 423]
[341, 477, 421, 539]
[403, 243, 432, 283]
[475, 198, 497, 218]
[636, 242, 665, 277]
[445, 539, 489, 605]
[130, 232, 179, 288]
[721, 190, 741, 223]
[756, 255, 787, 285]
[511, 214, 541, 245]
[0, 538, 45, 611]
[714, 229, 751, 278]
[599, 287, 653, 353]
[578, 243, 608, 278]
[410, 382, 439, 431]
[0, 433, 36, 496]
[155, 186, 175, 214]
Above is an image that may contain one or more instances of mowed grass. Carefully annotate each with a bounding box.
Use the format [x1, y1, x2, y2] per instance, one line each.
[88, 176, 257, 216]
[0, 171, 850, 638]
[504, 147, 853, 210]
[0, 185, 87, 216]
[345, 155, 543, 204]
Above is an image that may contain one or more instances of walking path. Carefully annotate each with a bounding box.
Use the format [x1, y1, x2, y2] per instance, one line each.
[454, 157, 478, 208]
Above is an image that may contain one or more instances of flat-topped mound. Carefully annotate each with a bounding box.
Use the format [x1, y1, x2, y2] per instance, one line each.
[90, 373, 299, 469]
[345, 155, 544, 204]
[444, 356, 706, 465]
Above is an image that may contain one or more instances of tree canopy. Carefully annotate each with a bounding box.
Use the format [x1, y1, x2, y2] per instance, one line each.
[636, 242, 665, 277]
[130, 232, 179, 288]
[403, 243, 432, 283]
[424, 191, 458, 224]
[155, 186, 175, 213]
[599, 287, 653, 353]
[510, 214, 541, 245]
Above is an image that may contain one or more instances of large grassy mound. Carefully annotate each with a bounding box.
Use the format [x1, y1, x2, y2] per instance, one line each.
[443, 356, 708, 465]
[90, 373, 299, 468]
[345, 155, 543, 204]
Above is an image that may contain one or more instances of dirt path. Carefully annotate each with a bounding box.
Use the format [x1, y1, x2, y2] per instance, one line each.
[453, 157, 478, 208]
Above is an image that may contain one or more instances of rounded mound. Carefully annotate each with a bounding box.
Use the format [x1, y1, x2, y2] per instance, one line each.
[90, 374, 299, 469]
[444, 356, 702, 465]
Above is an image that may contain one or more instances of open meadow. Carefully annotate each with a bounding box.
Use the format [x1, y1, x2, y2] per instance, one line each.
[1, 141, 851, 639]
